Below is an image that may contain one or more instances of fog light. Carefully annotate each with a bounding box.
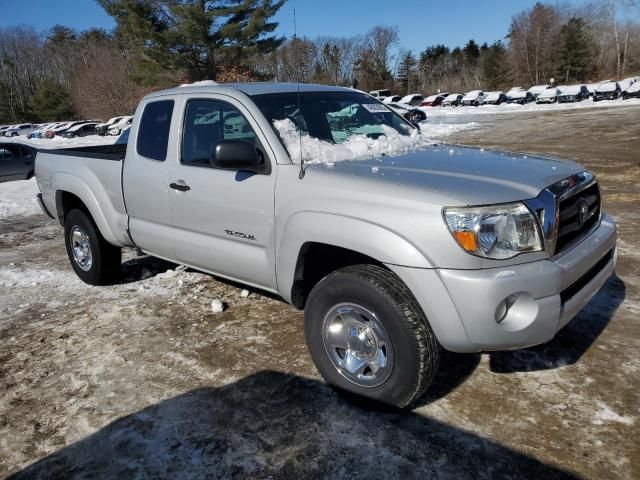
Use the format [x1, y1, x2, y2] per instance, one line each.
[494, 292, 539, 332]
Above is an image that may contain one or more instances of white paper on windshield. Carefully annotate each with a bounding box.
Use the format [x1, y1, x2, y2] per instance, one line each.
[363, 103, 390, 113]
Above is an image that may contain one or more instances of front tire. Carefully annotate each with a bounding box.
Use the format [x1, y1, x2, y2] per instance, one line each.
[304, 264, 440, 408]
[64, 209, 121, 285]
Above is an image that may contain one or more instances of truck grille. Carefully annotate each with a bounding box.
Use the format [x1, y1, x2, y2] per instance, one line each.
[554, 183, 601, 255]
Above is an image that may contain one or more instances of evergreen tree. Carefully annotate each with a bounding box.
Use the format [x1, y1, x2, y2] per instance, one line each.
[555, 17, 594, 84]
[463, 39, 480, 65]
[397, 51, 417, 94]
[28, 79, 74, 121]
[98, 0, 286, 83]
[482, 41, 510, 90]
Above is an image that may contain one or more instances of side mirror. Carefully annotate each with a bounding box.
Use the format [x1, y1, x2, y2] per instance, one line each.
[209, 140, 269, 174]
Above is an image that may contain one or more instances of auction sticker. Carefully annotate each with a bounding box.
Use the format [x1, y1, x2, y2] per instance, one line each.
[363, 103, 390, 113]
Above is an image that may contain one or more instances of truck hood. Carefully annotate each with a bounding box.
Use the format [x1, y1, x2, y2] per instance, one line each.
[308, 146, 584, 205]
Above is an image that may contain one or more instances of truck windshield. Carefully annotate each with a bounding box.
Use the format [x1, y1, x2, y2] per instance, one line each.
[252, 91, 422, 163]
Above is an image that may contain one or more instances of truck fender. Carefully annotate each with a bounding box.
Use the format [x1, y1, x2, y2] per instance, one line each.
[54, 173, 121, 246]
[276, 211, 435, 303]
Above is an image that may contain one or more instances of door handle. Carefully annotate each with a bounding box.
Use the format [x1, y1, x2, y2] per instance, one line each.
[169, 182, 191, 192]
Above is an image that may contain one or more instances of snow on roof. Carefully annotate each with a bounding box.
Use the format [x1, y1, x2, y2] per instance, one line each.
[538, 87, 560, 97]
[508, 90, 528, 98]
[462, 90, 482, 99]
[618, 79, 633, 91]
[506, 87, 523, 95]
[444, 93, 461, 101]
[400, 94, 421, 102]
[528, 85, 549, 94]
[597, 82, 618, 92]
[625, 82, 640, 93]
[68, 123, 95, 132]
[483, 91, 503, 100]
[424, 94, 441, 102]
[179, 80, 219, 88]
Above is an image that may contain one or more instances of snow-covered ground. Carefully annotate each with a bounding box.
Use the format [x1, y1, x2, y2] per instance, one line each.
[423, 96, 640, 117]
[0, 179, 40, 219]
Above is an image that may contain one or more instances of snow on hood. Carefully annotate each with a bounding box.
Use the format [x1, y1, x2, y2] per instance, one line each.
[560, 85, 584, 95]
[179, 80, 219, 88]
[444, 94, 461, 101]
[424, 94, 441, 102]
[597, 82, 618, 92]
[272, 118, 432, 164]
[508, 90, 527, 98]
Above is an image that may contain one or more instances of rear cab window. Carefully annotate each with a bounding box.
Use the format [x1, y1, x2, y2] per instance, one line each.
[137, 100, 174, 161]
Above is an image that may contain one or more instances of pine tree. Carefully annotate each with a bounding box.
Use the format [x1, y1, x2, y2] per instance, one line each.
[397, 51, 417, 94]
[98, 0, 286, 83]
[28, 79, 74, 121]
[555, 17, 594, 84]
[482, 41, 510, 90]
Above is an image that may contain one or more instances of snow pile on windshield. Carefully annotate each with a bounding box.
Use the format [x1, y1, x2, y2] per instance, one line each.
[273, 118, 433, 164]
[625, 82, 640, 93]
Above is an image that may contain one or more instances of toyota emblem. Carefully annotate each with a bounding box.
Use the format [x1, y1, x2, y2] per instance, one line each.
[577, 199, 589, 226]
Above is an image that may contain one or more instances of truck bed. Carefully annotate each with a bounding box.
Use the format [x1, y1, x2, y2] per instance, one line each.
[35, 143, 133, 248]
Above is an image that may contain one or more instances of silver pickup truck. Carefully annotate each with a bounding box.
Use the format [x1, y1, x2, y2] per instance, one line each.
[35, 83, 617, 407]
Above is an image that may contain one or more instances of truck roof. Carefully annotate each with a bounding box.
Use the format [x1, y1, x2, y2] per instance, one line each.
[145, 82, 356, 100]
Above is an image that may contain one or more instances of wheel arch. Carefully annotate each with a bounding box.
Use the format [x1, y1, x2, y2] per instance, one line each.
[277, 212, 435, 307]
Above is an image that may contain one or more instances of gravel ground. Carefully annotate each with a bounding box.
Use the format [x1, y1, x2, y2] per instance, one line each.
[1, 104, 639, 479]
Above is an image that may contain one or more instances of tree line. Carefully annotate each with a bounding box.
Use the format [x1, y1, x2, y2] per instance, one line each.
[0, 0, 638, 123]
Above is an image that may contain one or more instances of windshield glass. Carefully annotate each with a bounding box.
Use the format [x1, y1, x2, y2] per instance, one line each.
[252, 91, 428, 164]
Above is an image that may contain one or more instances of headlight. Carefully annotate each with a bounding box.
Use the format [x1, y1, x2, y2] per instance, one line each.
[443, 202, 543, 259]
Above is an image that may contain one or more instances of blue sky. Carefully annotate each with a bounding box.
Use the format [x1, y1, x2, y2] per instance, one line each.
[0, 0, 591, 52]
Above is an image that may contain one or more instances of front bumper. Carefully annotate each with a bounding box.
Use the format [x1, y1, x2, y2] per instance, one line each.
[389, 214, 617, 352]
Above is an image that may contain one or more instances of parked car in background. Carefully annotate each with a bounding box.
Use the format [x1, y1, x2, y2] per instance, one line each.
[369, 89, 392, 100]
[506, 89, 535, 104]
[387, 102, 427, 123]
[536, 87, 562, 104]
[528, 85, 549, 99]
[46, 122, 75, 138]
[622, 82, 640, 99]
[618, 78, 635, 93]
[400, 94, 425, 107]
[593, 82, 621, 101]
[586, 80, 610, 97]
[107, 116, 133, 136]
[62, 122, 99, 138]
[558, 85, 590, 103]
[442, 93, 463, 107]
[28, 123, 57, 139]
[420, 94, 447, 107]
[0, 126, 10, 136]
[0, 142, 36, 182]
[96, 116, 126, 136]
[461, 90, 485, 106]
[4, 123, 35, 137]
[382, 95, 402, 104]
[481, 91, 507, 105]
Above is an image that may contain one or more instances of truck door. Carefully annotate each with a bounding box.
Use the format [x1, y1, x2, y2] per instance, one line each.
[122, 99, 176, 260]
[167, 96, 277, 290]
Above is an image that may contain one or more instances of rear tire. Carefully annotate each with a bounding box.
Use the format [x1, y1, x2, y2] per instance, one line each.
[304, 264, 440, 408]
[64, 209, 121, 285]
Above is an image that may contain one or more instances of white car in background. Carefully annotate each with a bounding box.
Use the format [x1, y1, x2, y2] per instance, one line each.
[586, 80, 611, 97]
[442, 93, 463, 107]
[107, 116, 133, 136]
[461, 90, 485, 106]
[399, 94, 425, 107]
[382, 95, 402, 104]
[96, 116, 127, 136]
[622, 81, 640, 99]
[4, 123, 35, 137]
[481, 91, 507, 105]
[536, 87, 562, 104]
[528, 85, 549, 99]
